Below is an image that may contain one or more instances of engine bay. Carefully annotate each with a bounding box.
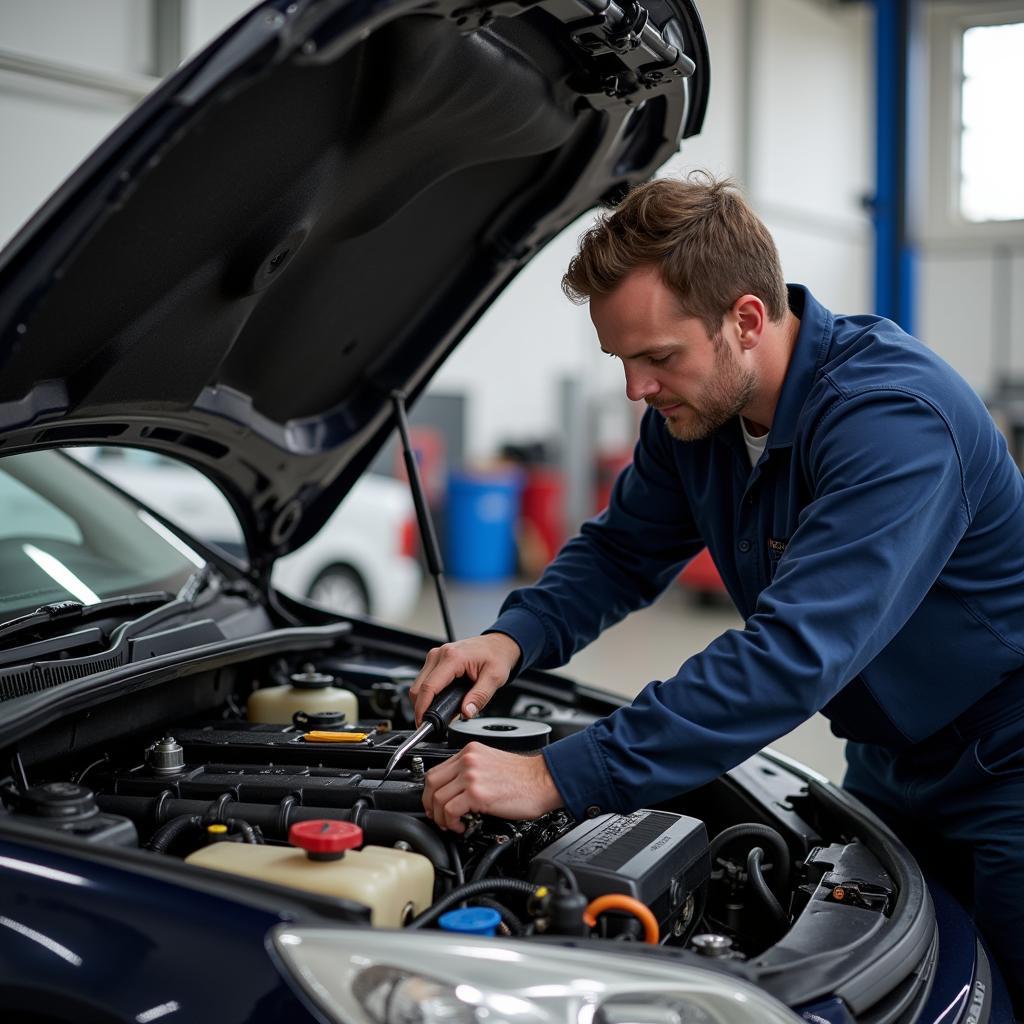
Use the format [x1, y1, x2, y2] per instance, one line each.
[0, 640, 899, 963]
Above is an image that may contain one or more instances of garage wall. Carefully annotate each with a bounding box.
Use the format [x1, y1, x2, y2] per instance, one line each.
[918, 250, 1024, 398]
[180, 0, 258, 56]
[0, 1, 155, 246]
[436, 0, 875, 458]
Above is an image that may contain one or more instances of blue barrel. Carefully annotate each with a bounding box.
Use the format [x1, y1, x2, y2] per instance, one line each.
[445, 468, 523, 582]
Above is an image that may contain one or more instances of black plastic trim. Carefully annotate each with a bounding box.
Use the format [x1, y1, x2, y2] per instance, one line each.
[0, 622, 350, 748]
[744, 752, 936, 1012]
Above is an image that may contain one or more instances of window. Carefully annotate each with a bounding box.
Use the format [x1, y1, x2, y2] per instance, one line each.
[959, 21, 1024, 222]
[0, 452, 200, 616]
[925, 2, 1024, 239]
[0, 469, 81, 546]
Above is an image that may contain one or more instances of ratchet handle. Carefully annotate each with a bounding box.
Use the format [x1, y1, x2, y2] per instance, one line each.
[422, 676, 473, 740]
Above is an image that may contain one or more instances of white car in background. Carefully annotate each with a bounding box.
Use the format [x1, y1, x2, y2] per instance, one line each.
[71, 447, 421, 621]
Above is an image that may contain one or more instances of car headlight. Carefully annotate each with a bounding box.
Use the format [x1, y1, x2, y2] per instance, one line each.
[272, 929, 802, 1024]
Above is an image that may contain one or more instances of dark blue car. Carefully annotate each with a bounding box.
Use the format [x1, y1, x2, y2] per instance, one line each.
[0, 1, 1011, 1021]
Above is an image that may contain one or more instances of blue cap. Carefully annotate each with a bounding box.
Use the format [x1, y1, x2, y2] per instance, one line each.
[437, 906, 502, 936]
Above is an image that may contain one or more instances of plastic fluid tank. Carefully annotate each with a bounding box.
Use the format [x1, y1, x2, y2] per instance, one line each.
[247, 667, 358, 724]
[445, 468, 524, 582]
[185, 821, 433, 927]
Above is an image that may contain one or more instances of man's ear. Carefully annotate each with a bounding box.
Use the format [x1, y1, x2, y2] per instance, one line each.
[732, 294, 768, 350]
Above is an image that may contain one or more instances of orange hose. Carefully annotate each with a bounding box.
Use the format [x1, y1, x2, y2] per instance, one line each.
[582, 894, 659, 944]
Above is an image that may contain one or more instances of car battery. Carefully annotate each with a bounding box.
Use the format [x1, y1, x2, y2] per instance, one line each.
[529, 809, 710, 942]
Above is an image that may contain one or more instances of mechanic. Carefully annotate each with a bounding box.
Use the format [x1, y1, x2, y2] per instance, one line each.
[412, 174, 1024, 996]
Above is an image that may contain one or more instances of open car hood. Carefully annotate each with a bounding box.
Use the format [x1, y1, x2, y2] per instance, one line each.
[0, 0, 707, 573]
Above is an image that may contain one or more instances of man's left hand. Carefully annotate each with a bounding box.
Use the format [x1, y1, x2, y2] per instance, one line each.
[422, 742, 564, 831]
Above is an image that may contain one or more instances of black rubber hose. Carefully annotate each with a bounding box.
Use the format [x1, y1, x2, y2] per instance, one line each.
[360, 810, 451, 874]
[709, 823, 791, 895]
[475, 895, 526, 936]
[146, 814, 203, 853]
[225, 817, 260, 844]
[470, 839, 514, 881]
[349, 797, 372, 830]
[407, 878, 540, 930]
[446, 836, 464, 889]
[746, 847, 789, 927]
[550, 860, 580, 893]
[97, 794, 451, 873]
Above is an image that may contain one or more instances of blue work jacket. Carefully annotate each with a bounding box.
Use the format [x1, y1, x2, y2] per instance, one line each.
[489, 285, 1024, 820]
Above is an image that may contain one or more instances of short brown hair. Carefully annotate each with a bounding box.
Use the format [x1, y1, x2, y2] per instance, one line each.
[562, 172, 788, 335]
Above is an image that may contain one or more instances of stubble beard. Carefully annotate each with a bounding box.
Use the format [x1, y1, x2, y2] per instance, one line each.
[658, 337, 757, 442]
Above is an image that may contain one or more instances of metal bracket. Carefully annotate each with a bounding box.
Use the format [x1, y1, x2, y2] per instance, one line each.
[569, 1, 649, 57]
[444, 0, 695, 103]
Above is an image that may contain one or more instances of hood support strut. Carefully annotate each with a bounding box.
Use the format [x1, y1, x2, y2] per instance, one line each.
[392, 391, 456, 644]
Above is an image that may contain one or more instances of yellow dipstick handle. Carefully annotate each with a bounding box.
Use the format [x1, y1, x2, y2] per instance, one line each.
[303, 731, 370, 743]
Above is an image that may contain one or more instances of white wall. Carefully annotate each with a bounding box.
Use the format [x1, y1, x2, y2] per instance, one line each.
[0, 0, 153, 73]
[917, 248, 1024, 396]
[750, 0, 873, 315]
[437, 0, 874, 459]
[0, 1, 154, 245]
[181, 0, 257, 56]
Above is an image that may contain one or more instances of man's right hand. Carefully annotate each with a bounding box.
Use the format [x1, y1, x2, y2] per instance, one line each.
[409, 632, 522, 725]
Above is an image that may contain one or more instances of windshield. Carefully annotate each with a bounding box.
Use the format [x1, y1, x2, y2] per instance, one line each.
[0, 450, 201, 617]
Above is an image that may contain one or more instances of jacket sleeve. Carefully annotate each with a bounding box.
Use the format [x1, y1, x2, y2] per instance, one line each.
[543, 389, 972, 819]
[487, 408, 706, 671]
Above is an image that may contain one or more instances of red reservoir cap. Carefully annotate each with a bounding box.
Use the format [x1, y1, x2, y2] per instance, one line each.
[289, 819, 364, 856]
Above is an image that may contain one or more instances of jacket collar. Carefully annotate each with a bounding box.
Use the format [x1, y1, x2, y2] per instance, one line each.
[765, 284, 834, 450]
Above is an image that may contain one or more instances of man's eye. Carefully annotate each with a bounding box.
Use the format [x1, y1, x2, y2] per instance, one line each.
[649, 354, 670, 366]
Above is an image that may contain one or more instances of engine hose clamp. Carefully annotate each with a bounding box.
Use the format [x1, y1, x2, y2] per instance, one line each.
[277, 794, 297, 837]
[349, 797, 372, 829]
[205, 792, 235, 825]
[153, 789, 173, 827]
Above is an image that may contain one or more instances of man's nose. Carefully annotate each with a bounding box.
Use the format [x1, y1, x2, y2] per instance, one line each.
[624, 366, 657, 403]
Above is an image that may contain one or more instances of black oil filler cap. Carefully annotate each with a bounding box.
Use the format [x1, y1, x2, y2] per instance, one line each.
[22, 782, 98, 820]
[16, 782, 138, 847]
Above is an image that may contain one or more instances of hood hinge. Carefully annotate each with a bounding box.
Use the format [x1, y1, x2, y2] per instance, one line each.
[448, 0, 695, 102]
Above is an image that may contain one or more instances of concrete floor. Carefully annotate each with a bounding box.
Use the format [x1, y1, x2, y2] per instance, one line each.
[397, 576, 849, 783]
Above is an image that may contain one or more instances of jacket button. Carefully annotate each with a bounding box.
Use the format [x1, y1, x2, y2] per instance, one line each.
[585, 805, 602, 818]
[738, 539, 751, 553]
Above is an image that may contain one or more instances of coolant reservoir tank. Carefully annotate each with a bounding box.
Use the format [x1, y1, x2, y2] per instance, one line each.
[184, 821, 433, 926]
[247, 666, 358, 724]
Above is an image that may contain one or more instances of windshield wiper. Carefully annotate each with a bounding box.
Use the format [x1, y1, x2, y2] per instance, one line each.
[0, 558, 222, 648]
[0, 591, 176, 645]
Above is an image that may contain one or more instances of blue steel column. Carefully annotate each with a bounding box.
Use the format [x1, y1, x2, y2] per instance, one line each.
[873, 0, 916, 333]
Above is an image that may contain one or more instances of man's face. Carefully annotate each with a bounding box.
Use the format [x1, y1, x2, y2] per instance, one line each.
[590, 266, 757, 442]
